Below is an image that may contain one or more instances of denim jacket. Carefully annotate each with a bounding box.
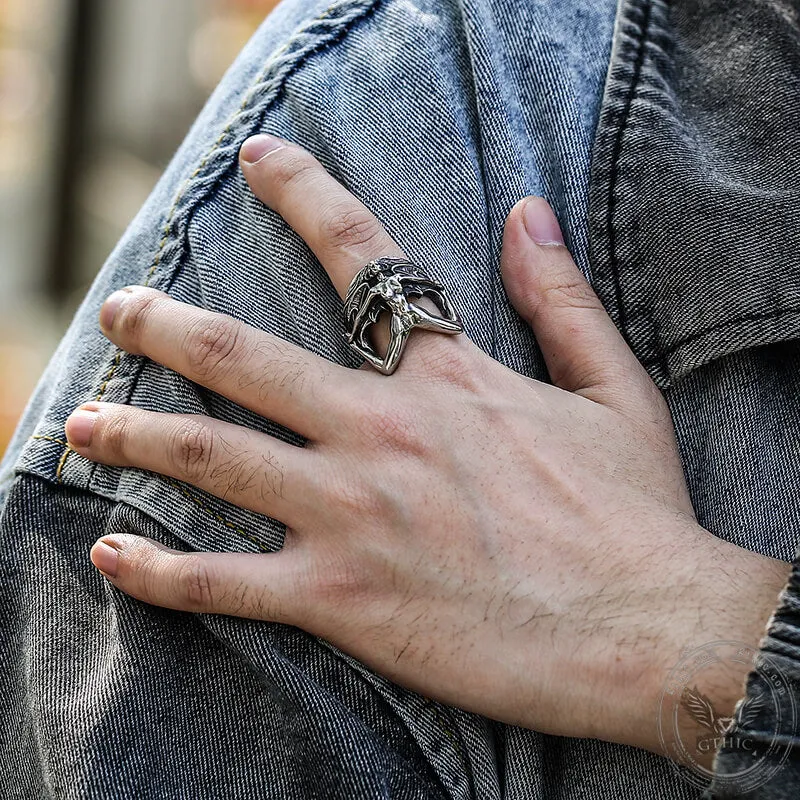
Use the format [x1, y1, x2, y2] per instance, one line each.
[0, 0, 798, 798]
[598, 2, 800, 797]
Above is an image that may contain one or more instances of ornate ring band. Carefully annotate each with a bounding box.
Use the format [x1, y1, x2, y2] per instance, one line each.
[343, 257, 464, 375]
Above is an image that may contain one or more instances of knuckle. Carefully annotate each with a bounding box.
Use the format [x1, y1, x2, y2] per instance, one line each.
[116, 290, 164, 345]
[369, 407, 423, 455]
[350, 398, 425, 457]
[169, 419, 214, 482]
[541, 273, 599, 312]
[307, 550, 367, 608]
[414, 339, 483, 392]
[322, 468, 384, 522]
[321, 206, 385, 251]
[96, 411, 132, 458]
[175, 555, 215, 610]
[184, 317, 242, 381]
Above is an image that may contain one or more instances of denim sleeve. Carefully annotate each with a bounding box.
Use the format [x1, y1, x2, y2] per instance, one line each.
[0, 0, 371, 497]
[0, 0, 343, 496]
[709, 556, 800, 799]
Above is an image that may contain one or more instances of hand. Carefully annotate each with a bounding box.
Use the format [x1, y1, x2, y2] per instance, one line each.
[65, 134, 789, 755]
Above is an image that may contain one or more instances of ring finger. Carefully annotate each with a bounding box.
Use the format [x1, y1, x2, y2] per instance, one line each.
[65, 402, 319, 524]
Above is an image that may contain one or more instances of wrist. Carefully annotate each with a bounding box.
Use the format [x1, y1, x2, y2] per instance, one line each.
[640, 534, 790, 766]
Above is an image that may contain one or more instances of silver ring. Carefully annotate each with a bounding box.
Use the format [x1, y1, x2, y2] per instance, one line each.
[343, 257, 463, 375]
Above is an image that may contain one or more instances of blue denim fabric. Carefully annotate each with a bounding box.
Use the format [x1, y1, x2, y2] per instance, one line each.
[2, 0, 799, 796]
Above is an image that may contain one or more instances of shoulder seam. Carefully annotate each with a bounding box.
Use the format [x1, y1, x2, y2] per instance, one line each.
[46, 0, 383, 548]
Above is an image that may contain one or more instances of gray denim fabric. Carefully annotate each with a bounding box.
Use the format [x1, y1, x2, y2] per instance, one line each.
[587, 2, 800, 796]
[1, 0, 799, 797]
[588, 0, 800, 390]
[708, 558, 800, 800]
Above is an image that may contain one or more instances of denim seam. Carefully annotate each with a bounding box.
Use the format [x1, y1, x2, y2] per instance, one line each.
[422, 698, 475, 793]
[642, 306, 800, 366]
[31, 435, 68, 447]
[30, 435, 71, 480]
[423, 697, 466, 760]
[31, 435, 263, 547]
[605, 0, 652, 341]
[165, 477, 264, 550]
[45, 0, 383, 549]
[602, 0, 800, 380]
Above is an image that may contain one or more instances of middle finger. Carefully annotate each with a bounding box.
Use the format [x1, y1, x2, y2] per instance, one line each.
[99, 286, 367, 441]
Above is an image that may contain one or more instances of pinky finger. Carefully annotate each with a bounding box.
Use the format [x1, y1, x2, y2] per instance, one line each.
[91, 534, 309, 624]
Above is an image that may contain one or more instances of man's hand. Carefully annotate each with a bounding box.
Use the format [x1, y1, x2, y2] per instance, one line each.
[65, 134, 790, 756]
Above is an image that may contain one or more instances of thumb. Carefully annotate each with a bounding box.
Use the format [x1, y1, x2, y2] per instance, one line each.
[90, 534, 306, 624]
[500, 196, 655, 411]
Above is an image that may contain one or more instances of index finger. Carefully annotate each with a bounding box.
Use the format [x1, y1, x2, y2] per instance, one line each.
[239, 134, 405, 299]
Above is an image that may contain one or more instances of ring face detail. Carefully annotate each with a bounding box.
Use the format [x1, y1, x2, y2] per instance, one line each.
[343, 258, 464, 375]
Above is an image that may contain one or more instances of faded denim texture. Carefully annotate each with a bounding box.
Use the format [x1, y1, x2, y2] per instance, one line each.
[1, 0, 799, 797]
[588, 0, 800, 390]
[587, 2, 800, 796]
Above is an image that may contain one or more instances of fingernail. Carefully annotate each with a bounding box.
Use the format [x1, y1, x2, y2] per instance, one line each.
[92, 539, 119, 578]
[65, 408, 98, 448]
[240, 134, 285, 165]
[100, 289, 130, 332]
[523, 197, 564, 246]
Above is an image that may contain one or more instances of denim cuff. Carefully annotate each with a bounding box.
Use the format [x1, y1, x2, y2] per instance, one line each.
[709, 554, 800, 798]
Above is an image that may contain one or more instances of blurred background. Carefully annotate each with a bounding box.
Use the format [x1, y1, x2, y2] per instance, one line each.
[0, 0, 278, 457]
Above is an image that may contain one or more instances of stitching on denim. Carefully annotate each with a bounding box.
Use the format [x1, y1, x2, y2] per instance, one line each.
[165, 478, 267, 551]
[605, 0, 652, 339]
[642, 306, 800, 366]
[31, 430, 266, 548]
[81, 28, 318, 420]
[45, 0, 381, 545]
[601, 2, 797, 377]
[55, 446, 73, 482]
[422, 698, 478, 789]
[32, 432, 74, 479]
[94, 350, 121, 402]
[31, 435, 68, 447]
[422, 698, 465, 760]
[53, 450, 71, 481]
